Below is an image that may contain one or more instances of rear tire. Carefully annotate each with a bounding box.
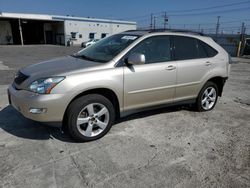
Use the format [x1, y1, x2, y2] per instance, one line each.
[66, 94, 115, 142]
[196, 82, 218, 112]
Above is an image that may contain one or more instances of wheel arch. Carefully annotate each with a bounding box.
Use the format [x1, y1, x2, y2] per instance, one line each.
[205, 76, 228, 97]
[62, 88, 121, 131]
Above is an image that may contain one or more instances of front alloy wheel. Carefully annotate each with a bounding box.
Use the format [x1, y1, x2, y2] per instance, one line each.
[66, 94, 115, 142]
[76, 103, 109, 137]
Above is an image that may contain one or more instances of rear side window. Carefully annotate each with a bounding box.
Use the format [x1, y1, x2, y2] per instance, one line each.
[198, 40, 218, 57]
[197, 40, 208, 58]
[173, 36, 218, 60]
[173, 36, 198, 60]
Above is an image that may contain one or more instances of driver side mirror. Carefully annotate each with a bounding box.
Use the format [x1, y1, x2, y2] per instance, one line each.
[127, 53, 145, 65]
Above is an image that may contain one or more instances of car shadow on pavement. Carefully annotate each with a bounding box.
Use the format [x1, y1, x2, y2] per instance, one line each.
[0, 104, 191, 142]
[0, 105, 74, 142]
[117, 104, 188, 123]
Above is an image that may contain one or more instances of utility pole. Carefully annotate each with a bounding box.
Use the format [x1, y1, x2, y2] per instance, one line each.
[150, 13, 153, 30]
[215, 16, 221, 37]
[153, 16, 156, 30]
[163, 11, 168, 29]
[239, 22, 246, 56]
[241, 22, 246, 35]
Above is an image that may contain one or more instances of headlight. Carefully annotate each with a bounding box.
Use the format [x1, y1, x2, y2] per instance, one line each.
[29, 77, 65, 94]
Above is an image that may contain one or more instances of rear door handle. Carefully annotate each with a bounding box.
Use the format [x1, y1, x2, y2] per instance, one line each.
[205, 61, 212, 66]
[165, 65, 176, 70]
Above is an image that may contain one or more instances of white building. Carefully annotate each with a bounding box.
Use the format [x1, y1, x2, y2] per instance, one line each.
[0, 12, 137, 45]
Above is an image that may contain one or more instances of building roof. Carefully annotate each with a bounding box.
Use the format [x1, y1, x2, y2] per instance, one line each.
[0, 12, 52, 21]
[52, 15, 136, 25]
[0, 12, 136, 25]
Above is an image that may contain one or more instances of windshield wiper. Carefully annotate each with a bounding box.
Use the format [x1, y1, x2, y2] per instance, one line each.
[71, 54, 107, 63]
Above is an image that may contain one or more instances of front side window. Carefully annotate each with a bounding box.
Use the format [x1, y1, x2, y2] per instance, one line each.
[128, 36, 171, 64]
[173, 36, 198, 60]
[74, 34, 140, 63]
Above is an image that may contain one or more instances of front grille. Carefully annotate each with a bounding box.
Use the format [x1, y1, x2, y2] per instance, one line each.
[14, 71, 29, 85]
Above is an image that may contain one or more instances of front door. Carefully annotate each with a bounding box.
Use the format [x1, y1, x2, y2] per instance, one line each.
[123, 35, 177, 111]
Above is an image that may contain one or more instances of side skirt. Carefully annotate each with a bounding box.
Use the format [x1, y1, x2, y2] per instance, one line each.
[120, 98, 196, 118]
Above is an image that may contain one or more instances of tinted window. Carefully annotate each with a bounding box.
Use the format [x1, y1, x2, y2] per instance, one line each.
[173, 36, 198, 60]
[129, 36, 171, 64]
[199, 41, 218, 57]
[197, 40, 208, 58]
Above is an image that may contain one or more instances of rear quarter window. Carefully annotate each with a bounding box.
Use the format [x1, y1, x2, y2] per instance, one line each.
[198, 40, 218, 57]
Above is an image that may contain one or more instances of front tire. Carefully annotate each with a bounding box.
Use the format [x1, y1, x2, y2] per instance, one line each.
[66, 94, 115, 142]
[196, 82, 218, 112]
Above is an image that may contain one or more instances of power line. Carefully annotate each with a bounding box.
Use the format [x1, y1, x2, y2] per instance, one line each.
[119, 0, 250, 20]
[168, 6, 250, 17]
[166, 0, 250, 13]
[121, 13, 152, 21]
[138, 17, 250, 30]
[168, 18, 250, 28]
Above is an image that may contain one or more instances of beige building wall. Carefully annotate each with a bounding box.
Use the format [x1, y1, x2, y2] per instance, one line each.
[64, 20, 136, 45]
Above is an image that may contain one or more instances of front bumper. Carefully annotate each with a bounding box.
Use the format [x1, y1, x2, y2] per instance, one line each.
[8, 84, 69, 123]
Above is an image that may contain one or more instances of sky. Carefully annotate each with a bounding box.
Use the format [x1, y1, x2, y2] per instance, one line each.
[0, 0, 249, 34]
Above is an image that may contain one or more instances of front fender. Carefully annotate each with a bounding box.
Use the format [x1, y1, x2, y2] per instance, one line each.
[51, 67, 124, 112]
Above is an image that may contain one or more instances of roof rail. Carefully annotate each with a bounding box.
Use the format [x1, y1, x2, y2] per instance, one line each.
[124, 29, 150, 32]
[149, 29, 205, 36]
[125, 29, 205, 36]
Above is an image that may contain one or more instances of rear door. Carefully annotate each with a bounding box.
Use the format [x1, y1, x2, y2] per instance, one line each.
[172, 36, 215, 101]
[123, 35, 177, 111]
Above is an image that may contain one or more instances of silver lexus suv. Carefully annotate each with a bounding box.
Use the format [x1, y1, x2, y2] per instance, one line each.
[8, 29, 231, 142]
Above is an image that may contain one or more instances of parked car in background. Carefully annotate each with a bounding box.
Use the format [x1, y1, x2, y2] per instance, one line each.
[8, 29, 231, 142]
[81, 39, 99, 48]
[242, 38, 250, 56]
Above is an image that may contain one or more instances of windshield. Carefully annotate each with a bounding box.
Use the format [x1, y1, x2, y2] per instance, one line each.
[74, 34, 140, 63]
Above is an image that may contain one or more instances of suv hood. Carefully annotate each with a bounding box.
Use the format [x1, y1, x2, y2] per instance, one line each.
[21, 56, 103, 78]
[16, 56, 106, 89]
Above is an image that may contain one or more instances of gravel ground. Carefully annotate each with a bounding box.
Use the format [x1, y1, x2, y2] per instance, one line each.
[0, 45, 249, 188]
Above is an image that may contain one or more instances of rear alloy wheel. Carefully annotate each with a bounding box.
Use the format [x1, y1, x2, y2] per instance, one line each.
[201, 87, 217, 110]
[196, 82, 218, 112]
[66, 94, 115, 142]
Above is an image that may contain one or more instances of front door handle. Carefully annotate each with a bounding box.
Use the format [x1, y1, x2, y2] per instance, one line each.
[165, 65, 176, 70]
[205, 61, 212, 66]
